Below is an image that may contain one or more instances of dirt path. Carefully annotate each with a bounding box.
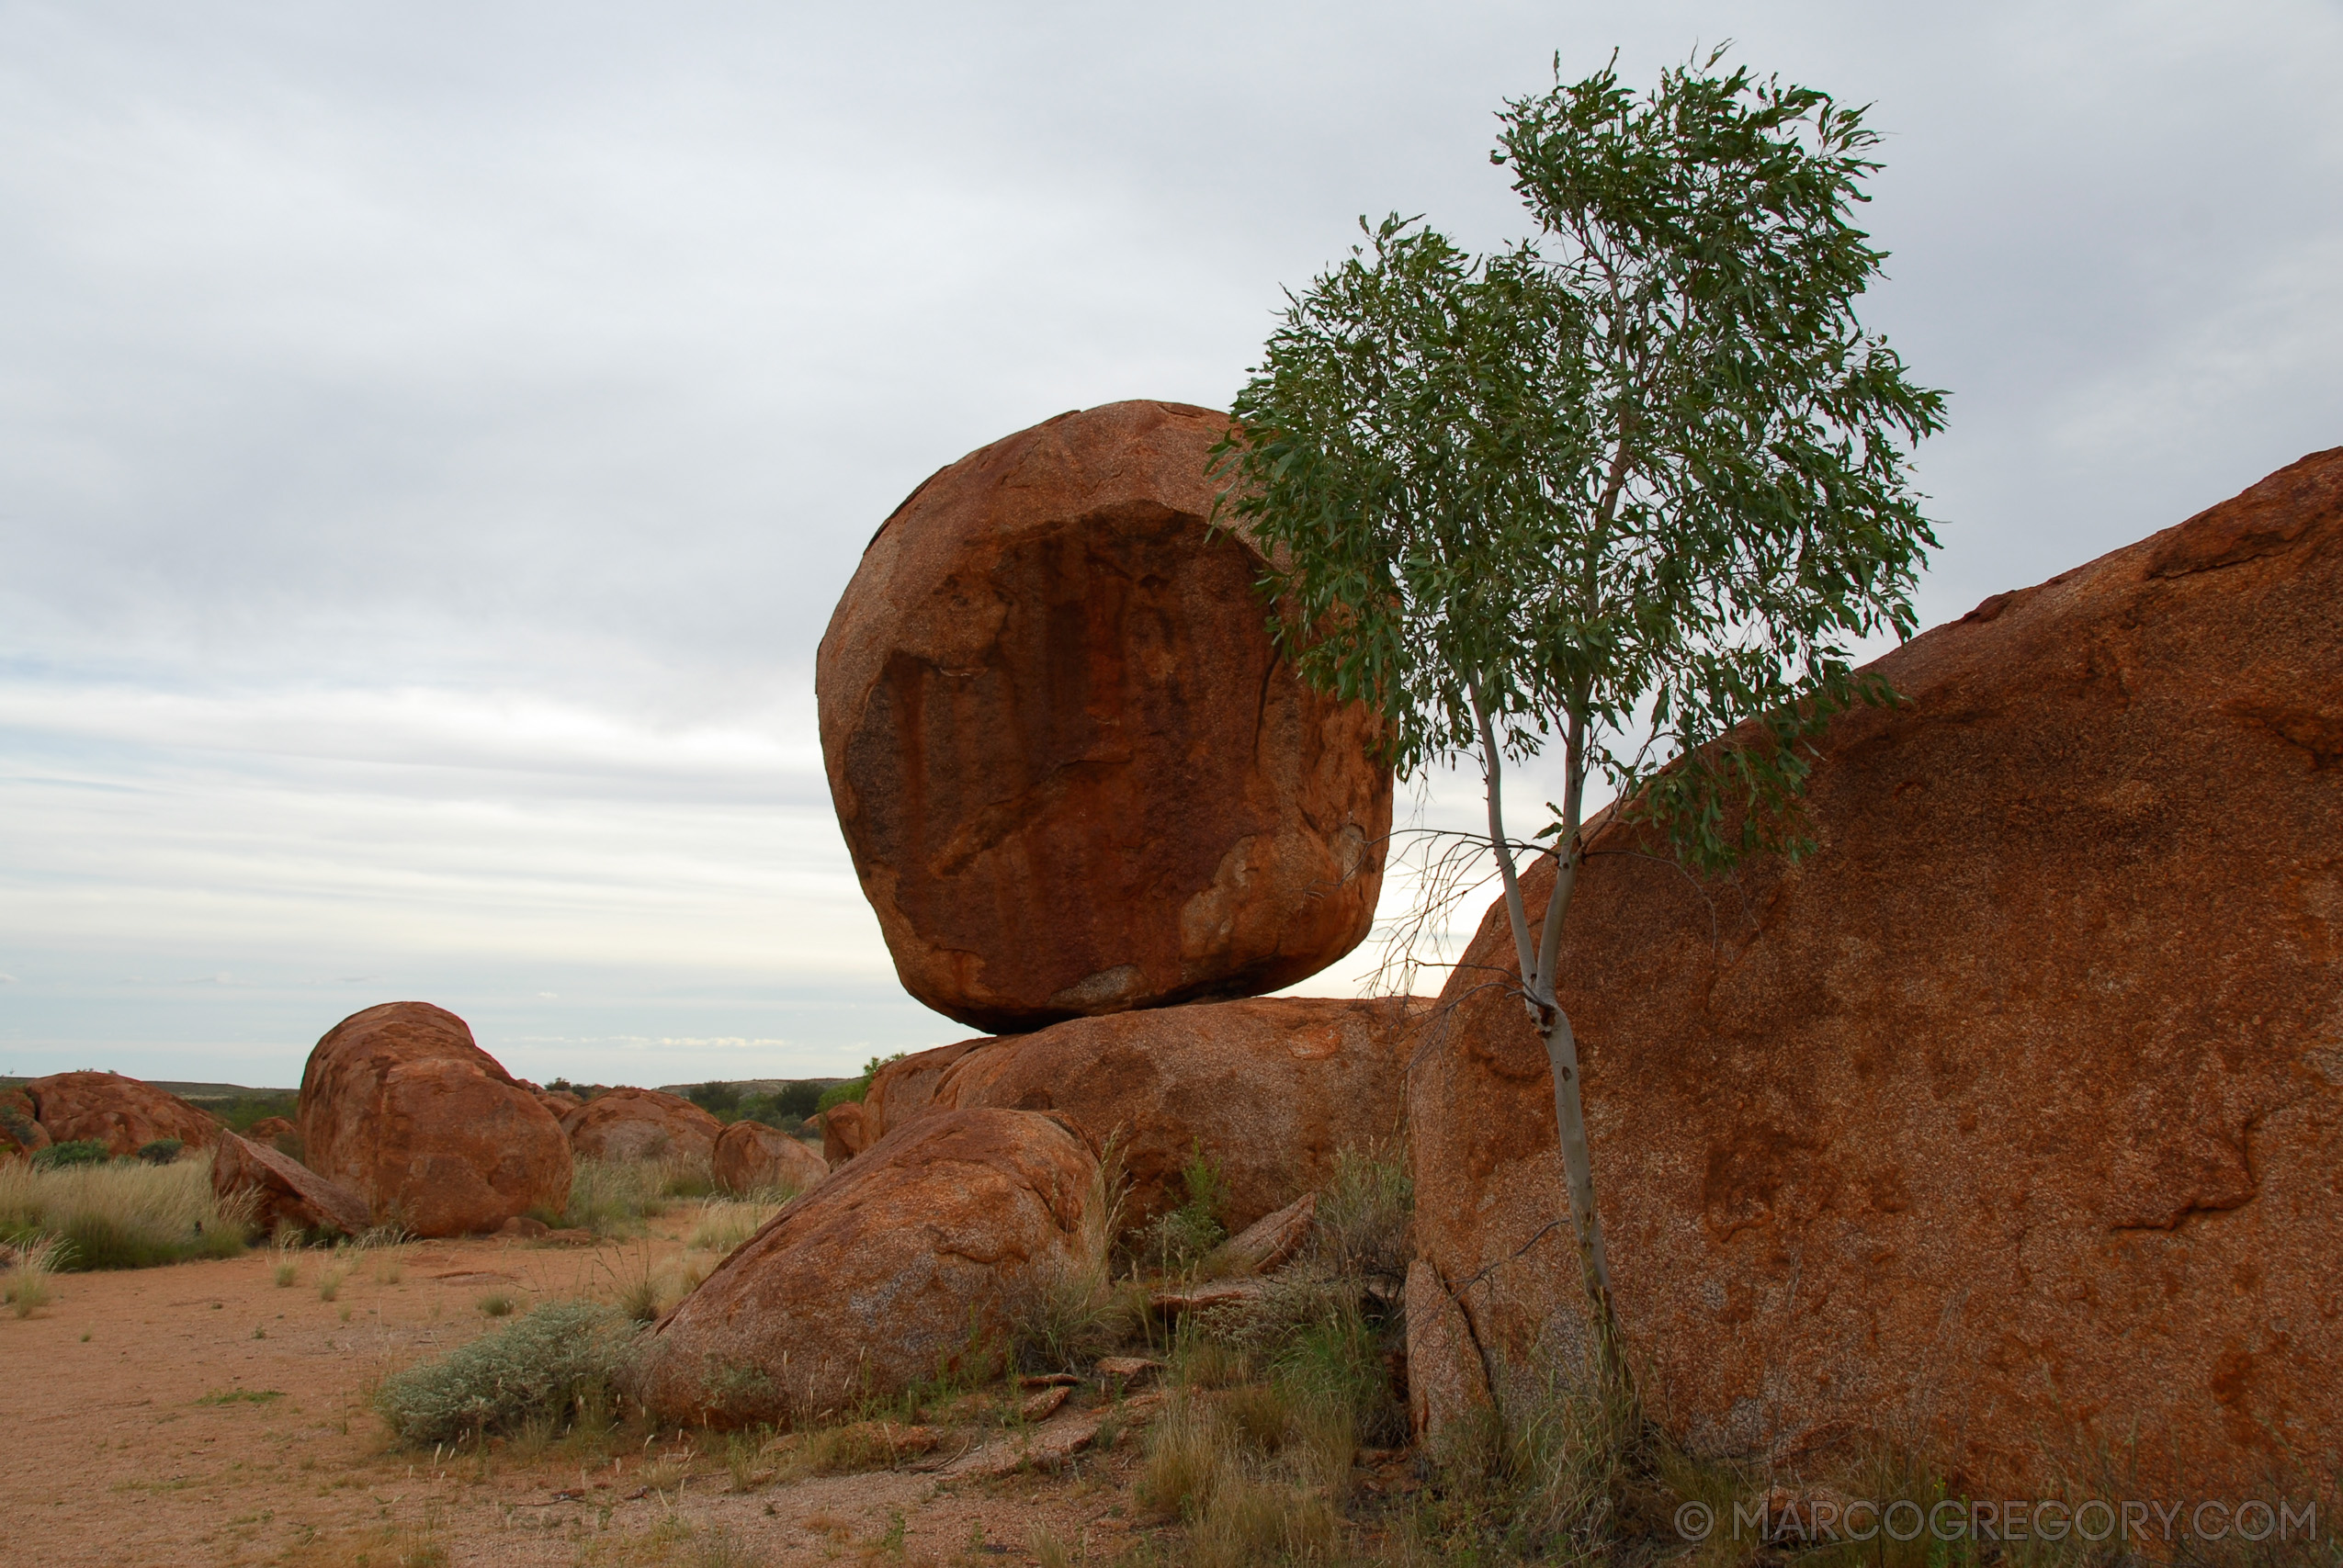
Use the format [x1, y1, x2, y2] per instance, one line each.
[3, 1224, 1166, 1567]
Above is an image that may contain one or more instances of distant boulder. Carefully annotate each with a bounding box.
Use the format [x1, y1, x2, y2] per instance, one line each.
[636, 1108, 1102, 1425]
[711, 1119, 828, 1198]
[243, 1115, 296, 1145]
[23, 1071, 221, 1158]
[819, 1100, 875, 1167]
[298, 1002, 572, 1237]
[0, 1089, 50, 1159]
[560, 1088, 722, 1169]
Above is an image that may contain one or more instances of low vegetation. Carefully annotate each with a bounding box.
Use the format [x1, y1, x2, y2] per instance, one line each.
[0, 1149, 251, 1270]
[681, 1077, 832, 1128]
[557, 1156, 713, 1237]
[812, 1053, 906, 1116]
[373, 1299, 639, 1446]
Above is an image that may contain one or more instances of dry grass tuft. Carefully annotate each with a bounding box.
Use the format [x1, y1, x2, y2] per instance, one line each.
[4, 1235, 66, 1317]
[0, 1151, 252, 1269]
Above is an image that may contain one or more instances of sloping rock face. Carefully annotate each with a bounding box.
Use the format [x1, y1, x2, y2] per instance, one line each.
[298, 1002, 572, 1237]
[635, 1108, 1101, 1425]
[711, 1119, 829, 1196]
[211, 1132, 369, 1237]
[1408, 449, 2343, 1491]
[816, 400, 1392, 1033]
[919, 996, 1425, 1232]
[865, 1038, 987, 1136]
[24, 1071, 220, 1156]
[1, 1088, 51, 1158]
[560, 1088, 723, 1169]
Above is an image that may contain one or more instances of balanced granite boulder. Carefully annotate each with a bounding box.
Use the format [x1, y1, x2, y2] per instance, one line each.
[892, 996, 1425, 1233]
[817, 400, 1392, 1032]
[635, 1108, 1103, 1425]
[1407, 447, 2343, 1491]
[711, 1119, 829, 1197]
[22, 1071, 220, 1157]
[560, 1088, 722, 1170]
[298, 1002, 572, 1237]
[211, 1132, 368, 1237]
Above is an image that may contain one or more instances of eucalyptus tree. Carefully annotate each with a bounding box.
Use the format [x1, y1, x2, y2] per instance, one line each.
[1211, 51, 1944, 1361]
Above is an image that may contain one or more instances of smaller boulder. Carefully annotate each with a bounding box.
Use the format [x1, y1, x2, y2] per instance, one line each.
[211, 1133, 369, 1238]
[1209, 1190, 1316, 1276]
[712, 1120, 829, 1197]
[25, 1071, 221, 1157]
[244, 1116, 296, 1144]
[820, 1100, 875, 1166]
[537, 1089, 583, 1117]
[1, 1089, 51, 1159]
[865, 1039, 986, 1137]
[560, 1089, 723, 1169]
[635, 1108, 1102, 1426]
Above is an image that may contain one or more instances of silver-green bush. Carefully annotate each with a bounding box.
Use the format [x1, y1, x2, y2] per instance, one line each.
[373, 1300, 639, 1445]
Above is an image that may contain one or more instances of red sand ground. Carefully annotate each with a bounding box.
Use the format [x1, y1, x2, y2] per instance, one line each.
[3, 1220, 1181, 1567]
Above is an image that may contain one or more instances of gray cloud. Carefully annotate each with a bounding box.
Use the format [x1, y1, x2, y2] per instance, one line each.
[1, 0, 2337, 1081]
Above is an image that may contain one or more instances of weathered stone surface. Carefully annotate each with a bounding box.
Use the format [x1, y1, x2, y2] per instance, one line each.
[560, 1088, 723, 1169]
[211, 1132, 369, 1237]
[817, 400, 1392, 1033]
[820, 1100, 875, 1166]
[243, 1115, 296, 1144]
[23, 1071, 221, 1157]
[1408, 448, 2343, 1490]
[635, 1108, 1102, 1425]
[1211, 1190, 1316, 1276]
[536, 1089, 583, 1117]
[298, 1002, 572, 1237]
[865, 1038, 986, 1136]
[916, 996, 1425, 1232]
[711, 1119, 829, 1196]
[0, 1088, 50, 1158]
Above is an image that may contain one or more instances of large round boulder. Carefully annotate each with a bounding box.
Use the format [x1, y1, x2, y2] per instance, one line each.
[560, 1088, 723, 1169]
[23, 1071, 220, 1156]
[710, 1119, 829, 1197]
[635, 1108, 1102, 1425]
[298, 1002, 572, 1237]
[892, 995, 1425, 1233]
[817, 400, 1393, 1033]
[1407, 448, 2343, 1492]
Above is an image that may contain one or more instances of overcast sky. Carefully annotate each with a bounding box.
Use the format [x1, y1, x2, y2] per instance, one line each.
[4, 0, 2337, 1088]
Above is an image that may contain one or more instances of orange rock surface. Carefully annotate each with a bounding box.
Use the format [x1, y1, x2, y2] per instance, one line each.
[560, 1087, 722, 1168]
[635, 1108, 1102, 1424]
[710, 1118, 828, 1196]
[905, 995, 1425, 1232]
[817, 400, 1391, 1032]
[23, 1071, 221, 1156]
[1407, 448, 2343, 1490]
[211, 1131, 368, 1237]
[297, 1002, 572, 1237]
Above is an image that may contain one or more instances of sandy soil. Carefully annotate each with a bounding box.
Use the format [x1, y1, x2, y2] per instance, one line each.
[2, 1220, 1186, 1568]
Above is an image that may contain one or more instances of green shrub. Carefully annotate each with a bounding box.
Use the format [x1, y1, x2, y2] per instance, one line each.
[1141, 1144, 1227, 1275]
[373, 1300, 638, 1446]
[135, 1138, 184, 1166]
[30, 1139, 108, 1170]
[813, 1055, 905, 1116]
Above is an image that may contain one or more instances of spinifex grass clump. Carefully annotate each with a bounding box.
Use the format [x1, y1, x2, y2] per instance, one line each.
[0, 1151, 250, 1269]
[374, 1299, 640, 1446]
[560, 1156, 713, 1236]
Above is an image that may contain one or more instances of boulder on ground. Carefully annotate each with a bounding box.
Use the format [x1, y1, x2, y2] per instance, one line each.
[711, 1119, 829, 1197]
[536, 1089, 583, 1117]
[1407, 448, 2343, 1492]
[1210, 1190, 1317, 1276]
[22, 1071, 221, 1157]
[820, 1100, 874, 1166]
[1, 1089, 51, 1158]
[817, 400, 1393, 1033]
[911, 995, 1425, 1233]
[211, 1132, 368, 1237]
[298, 1002, 572, 1237]
[634, 1108, 1102, 1425]
[560, 1088, 722, 1169]
[243, 1115, 296, 1144]
[864, 1038, 987, 1137]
